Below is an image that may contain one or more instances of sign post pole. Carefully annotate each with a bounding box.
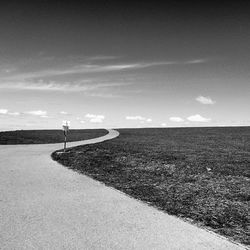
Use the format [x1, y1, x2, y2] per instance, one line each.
[64, 130, 67, 152]
[62, 121, 70, 152]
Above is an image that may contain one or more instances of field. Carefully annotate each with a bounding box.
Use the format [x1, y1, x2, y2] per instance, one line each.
[52, 127, 250, 246]
[0, 129, 107, 144]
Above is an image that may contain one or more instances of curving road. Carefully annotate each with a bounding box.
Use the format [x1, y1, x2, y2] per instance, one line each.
[0, 129, 247, 250]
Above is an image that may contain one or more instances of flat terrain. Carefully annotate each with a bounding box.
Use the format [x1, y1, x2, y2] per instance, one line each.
[0, 129, 246, 249]
[0, 129, 107, 144]
[53, 126, 250, 246]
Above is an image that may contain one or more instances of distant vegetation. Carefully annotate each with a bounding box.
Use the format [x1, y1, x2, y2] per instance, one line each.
[0, 129, 107, 144]
[52, 127, 250, 246]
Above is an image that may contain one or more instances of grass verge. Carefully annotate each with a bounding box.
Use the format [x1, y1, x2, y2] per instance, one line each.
[0, 129, 107, 144]
[52, 127, 250, 246]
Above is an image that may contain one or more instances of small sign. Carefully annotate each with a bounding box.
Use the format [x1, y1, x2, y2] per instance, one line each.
[63, 125, 69, 132]
[62, 121, 70, 133]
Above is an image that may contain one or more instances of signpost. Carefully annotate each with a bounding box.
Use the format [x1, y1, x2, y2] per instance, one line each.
[62, 121, 70, 152]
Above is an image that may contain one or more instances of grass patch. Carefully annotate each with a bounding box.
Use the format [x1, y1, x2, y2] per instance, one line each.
[52, 127, 250, 246]
[0, 129, 107, 144]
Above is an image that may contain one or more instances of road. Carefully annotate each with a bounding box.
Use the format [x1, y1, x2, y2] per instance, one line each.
[0, 129, 247, 249]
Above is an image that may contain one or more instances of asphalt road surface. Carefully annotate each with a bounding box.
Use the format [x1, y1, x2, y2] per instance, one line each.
[0, 129, 247, 249]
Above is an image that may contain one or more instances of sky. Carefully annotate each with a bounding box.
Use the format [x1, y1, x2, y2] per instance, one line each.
[0, 1, 250, 130]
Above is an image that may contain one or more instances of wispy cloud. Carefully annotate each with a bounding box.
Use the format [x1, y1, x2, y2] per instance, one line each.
[0, 109, 20, 116]
[187, 114, 211, 122]
[0, 58, 208, 101]
[1, 62, 164, 81]
[8, 112, 20, 116]
[26, 110, 47, 116]
[59, 111, 68, 115]
[169, 116, 184, 122]
[185, 59, 207, 64]
[76, 118, 86, 124]
[0, 109, 8, 114]
[196, 95, 216, 105]
[0, 80, 130, 93]
[126, 116, 152, 123]
[87, 55, 119, 61]
[85, 113, 105, 123]
[126, 116, 144, 120]
[0, 58, 207, 82]
[89, 118, 104, 123]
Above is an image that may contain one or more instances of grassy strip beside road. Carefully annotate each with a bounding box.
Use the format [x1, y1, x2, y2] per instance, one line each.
[0, 129, 107, 144]
[52, 127, 250, 246]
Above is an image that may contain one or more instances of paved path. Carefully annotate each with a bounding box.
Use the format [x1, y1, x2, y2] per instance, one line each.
[0, 129, 247, 250]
